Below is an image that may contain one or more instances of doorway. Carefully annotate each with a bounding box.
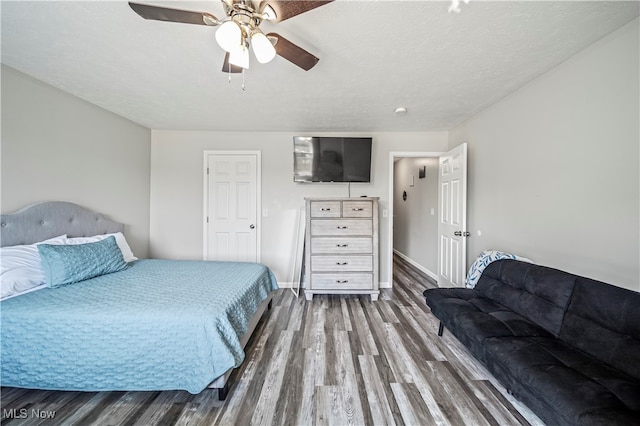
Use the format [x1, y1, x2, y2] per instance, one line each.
[387, 144, 468, 288]
[388, 152, 441, 287]
[203, 150, 261, 262]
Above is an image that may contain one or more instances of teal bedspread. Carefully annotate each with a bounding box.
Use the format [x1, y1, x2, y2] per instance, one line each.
[0, 259, 278, 394]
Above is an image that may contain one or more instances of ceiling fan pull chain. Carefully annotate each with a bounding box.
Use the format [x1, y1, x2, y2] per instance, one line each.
[242, 68, 246, 91]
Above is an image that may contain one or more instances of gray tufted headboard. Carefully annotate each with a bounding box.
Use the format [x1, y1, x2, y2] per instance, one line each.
[0, 201, 125, 247]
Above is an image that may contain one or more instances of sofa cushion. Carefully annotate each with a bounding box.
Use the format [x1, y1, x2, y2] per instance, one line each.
[424, 287, 553, 362]
[484, 336, 640, 425]
[559, 276, 640, 381]
[476, 260, 576, 336]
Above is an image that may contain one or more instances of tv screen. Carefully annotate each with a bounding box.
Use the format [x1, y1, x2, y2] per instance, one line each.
[293, 137, 372, 183]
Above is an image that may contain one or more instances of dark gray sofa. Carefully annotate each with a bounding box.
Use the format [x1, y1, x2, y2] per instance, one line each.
[423, 259, 640, 425]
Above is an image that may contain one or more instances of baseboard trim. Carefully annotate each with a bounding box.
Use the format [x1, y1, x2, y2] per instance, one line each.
[393, 249, 438, 281]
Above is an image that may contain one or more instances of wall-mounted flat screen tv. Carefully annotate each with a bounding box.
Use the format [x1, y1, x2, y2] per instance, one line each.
[293, 136, 373, 183]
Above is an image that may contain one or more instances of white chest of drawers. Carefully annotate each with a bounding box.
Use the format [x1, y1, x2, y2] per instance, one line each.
[304, 197, 379, 301]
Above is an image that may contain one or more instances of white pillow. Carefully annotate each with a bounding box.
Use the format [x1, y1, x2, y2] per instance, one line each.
[0, 234, 67, 300]
[64, 232, 138, 262]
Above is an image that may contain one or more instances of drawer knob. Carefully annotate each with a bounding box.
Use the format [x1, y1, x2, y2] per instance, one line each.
[352, 208, 364, 211]
[336, 262, 349, 265]
[336, 280, 349, 284]
[337, 226, 348, 229]
[321, 208, 331, 211]
[336, 244, 348, 247]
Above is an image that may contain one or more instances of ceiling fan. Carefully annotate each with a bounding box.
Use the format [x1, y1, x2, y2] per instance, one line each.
[128, 0, 333, 73]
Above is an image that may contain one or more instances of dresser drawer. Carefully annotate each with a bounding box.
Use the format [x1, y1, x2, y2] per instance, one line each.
[311, 237, 373, 254]
[310, 201, 341, 218]
[311, 219, 372, 236]
[311, 273, 373, 290]
[342, 200, 373, 218]
[311, 255, 373, 272]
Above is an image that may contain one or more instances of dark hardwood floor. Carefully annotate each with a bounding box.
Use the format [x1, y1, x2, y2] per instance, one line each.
[1, 255, 543, 425]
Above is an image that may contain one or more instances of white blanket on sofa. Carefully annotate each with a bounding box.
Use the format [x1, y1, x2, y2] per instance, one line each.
[466, 250, 533, 288]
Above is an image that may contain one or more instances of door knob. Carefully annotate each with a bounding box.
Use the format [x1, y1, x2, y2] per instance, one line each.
[249, 224, 255, 229]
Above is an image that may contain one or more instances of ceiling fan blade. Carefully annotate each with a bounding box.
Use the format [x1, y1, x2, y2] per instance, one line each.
[267, 33, 319, 71]
[222, 52, 243, 73]
[261, 1, 333, 22]
[129, 2, 219, 26]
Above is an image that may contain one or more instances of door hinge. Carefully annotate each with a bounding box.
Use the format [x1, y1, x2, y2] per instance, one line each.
[206, 217, 209, 223]
[207, 167, 209, 175]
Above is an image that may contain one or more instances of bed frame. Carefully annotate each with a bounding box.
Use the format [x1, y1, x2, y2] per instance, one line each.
[0, 201, 125, 247]
[0, 201, 273, 399]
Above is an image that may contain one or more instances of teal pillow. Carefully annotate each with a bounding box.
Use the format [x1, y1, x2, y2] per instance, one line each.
[38, 236, 128, 288]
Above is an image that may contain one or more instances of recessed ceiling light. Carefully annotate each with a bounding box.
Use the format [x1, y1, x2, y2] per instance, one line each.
[395, 107, 407, 116]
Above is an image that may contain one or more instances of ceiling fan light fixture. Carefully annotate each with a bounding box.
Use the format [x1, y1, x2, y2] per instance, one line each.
[229, 42, 250, 69]
[215, 20, 242, 52]
[251, 31, 276, 64]
[262, 4, 277, 21]
[127, 0, 333, 76]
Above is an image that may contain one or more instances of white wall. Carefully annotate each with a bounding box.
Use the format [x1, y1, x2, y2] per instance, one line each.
[393, 157, 439, 276]
[150, 131, 448, 285]
[450, 19, 639, 291]
[1, 66, 152, 257]
[6, 19, 635, 292]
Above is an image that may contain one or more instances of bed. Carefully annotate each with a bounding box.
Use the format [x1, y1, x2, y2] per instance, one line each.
[0, 201, 278, 398]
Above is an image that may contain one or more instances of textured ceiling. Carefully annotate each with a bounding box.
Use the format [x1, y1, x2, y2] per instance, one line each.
[2, 1, 638, 132]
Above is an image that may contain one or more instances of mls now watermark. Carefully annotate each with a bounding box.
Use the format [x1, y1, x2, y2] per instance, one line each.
[3, 408, 56, 420]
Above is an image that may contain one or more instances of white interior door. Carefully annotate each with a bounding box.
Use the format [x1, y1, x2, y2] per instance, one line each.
[438, 143, 468, 287]
[204, 152, 260, 262]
